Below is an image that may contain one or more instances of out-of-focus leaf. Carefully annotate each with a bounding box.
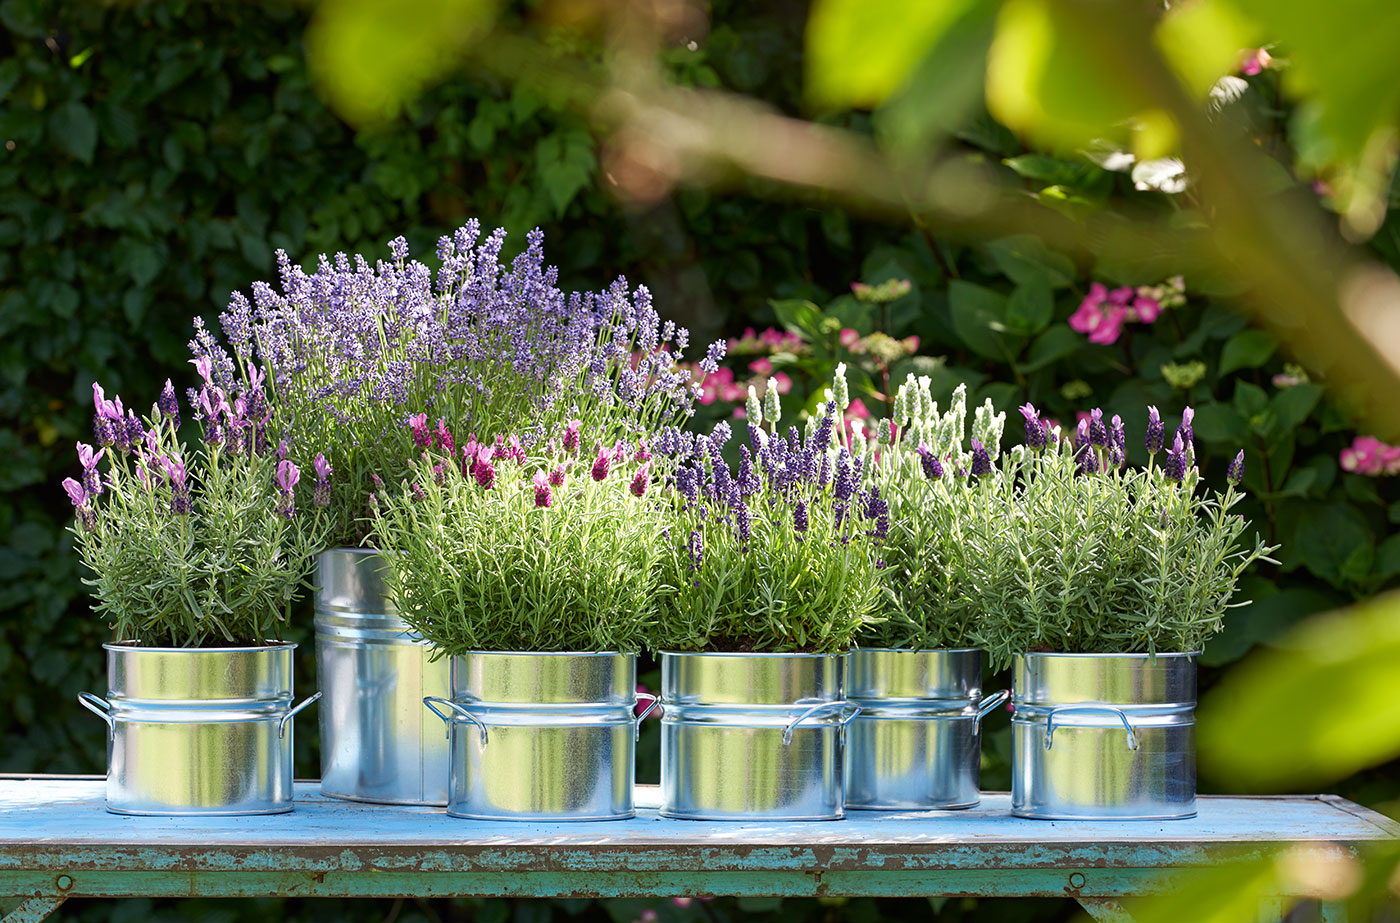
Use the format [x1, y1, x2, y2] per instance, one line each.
[535, 131, 596, 218]
[1218, 329, 1276, 376]
[1273, 382, 1323, 432]
[1003, 281, 1053, 335]
[982, 234, 1076, 288]
[805, 0, 987, 109]
[305, 0, 501, 126]
[1200, 591, 1400, 788]
[49, 101, 98, 165]
[1154, 0, 1262, 97]
[948, 280, 1015, 359]
[1021, 323, 1081, 371]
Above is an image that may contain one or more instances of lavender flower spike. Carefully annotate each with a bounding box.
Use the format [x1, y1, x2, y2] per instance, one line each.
[915, 443, 944, 480]
[313, 453, 334, 508]
[1226, 450, 1245, 486]
[275, 459, 300, 518]
[1175, 407, 1194, 452]
[1145, 405, 1165, 455]
[969, 438, 992, 476]
[1164, 434, 1188, 482]
[158, 379, 180, 425]
[1088, 408, 1109, 447]
[1019, 403, 1046, 450]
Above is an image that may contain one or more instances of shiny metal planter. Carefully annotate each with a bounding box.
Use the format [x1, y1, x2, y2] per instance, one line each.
[659, 651, 860, 821]
[77, 643, 319, 816]
[844, 648, 1008, 811]
[315, 548, 450, 806]
[1011, 652, 1198, 821]
[424, 652, 654, 821]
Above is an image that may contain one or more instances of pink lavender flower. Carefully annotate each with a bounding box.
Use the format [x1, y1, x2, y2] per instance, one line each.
[433, 419, 454, 456]
[63, 478, 97, 531]
[409, 413, 431, 448]
[634, 439, 652, 463]
[532, 470, 553, 508]
[275, 459, 300, 518]
[76, 442, 104, 497]
[473, 445, 496, 488]
[62, 478, 85, 508]
[591, 446, 612, 481]
[313, 453, 333, 508]
[630, 463, 650, 498]
[163, 456, 191, 515]
[548, 464, 566, 487]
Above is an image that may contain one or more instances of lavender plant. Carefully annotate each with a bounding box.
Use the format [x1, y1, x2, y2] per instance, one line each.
[195, 221, 713, 547]
[370, 422, 660, 655]
[62, 368, 330, 648]
[837, 370, 1012, 650]
[652, 397, 887, 654]
[975, 404, 1278, 667]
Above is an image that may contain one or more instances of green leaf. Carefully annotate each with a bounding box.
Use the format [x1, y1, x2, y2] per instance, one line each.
[1271, 383, 1323, 431]
[1378, 534, 1400, 579]
[49, 101, 98, 165]
[535, 132, 596, 218]
[1200, 591, 1400, 788]
[1003, 280, 1053, 335]
[770, 299, 826, 342]
[1217, 329, 1276, 376]
[805, 0, 986, 108]
[948, 280, 1014, 359]
[1021, 323, 1082, 371]
[1288, 502, 1374, 589]
[1191, 402, 1245, 443]
[982, 234, 1076, 288]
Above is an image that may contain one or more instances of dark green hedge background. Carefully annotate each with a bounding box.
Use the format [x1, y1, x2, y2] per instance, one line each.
[3, 1, 1397, 921]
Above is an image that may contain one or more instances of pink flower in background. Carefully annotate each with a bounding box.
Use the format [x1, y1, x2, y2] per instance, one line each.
[1069, 283, 1130, 345]
[1130, 294, 1161, 323]
[698, 366, 734, 405]
[1239, 48, 1272, 75]
[1340, 436, 1400, 476]
[772, 371, 793, 394]
[846, 398, 870, 420]
[749, 357, 774, 376]
[840, 328, 861, 350]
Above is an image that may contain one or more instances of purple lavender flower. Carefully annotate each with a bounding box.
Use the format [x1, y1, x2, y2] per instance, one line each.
[62, 478, 85, 509]
[1076, 443, 1099, 475]
[533, 470, 554, 508]
[62, 478, 97, 531]
[734, 495, 751, 550]
[813, 401, 836, 451]
[793, 498, 809, 536]
[737, 447, 760, 497]
[313, 453, 333, 508]
[275, 459, 300, 518]
[1164, 434, 1188, 482]
[1175, 407, 1194, 456]
[76, 442, 104, 497]
[1019, 403, 1046, 450]
[1145, 405, 1165, 455]
[700, 340, 726, 375]
[969, 439, 992, 476]
[158, 379, 180, 426]
[163, 456, 191, 515]
[1076, 417, 1090, 448]
[834, 451, 855, 501]
[411, 481, 427, 503]
[630, 463, 650, 498]
[688, 529, 703, 572]
[916, 443, 944, 480]
[1226, 450, 1245, 486]
[1088, 408, 1109, 448]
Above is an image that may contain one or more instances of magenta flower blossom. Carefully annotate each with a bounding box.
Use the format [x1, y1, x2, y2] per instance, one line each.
[548, 464, 566, 487]
[313, 453, 334, 508]
[275, 459, 300, 493]
[1339, 436, 1400, 476]
[563, 419, 583, 454]
[591, 446, 612, 481]
[433, 419, 454, 456]
[630, 463, 650, 498]
[189, 356, 214, 386]
[1070, 281, 1166, 345]
[62, 477, 85, 508]
[473, 445, 496, 489]
[532, 470, 553, 508]
[409, 413, 430, 448]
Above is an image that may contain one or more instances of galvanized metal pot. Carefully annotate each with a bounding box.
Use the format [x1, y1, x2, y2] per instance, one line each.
[424, 651, 654, 821]
[1011, 652, 1198, 821]
[844, 648, 1007, 811]
[77, 643, 319, 816]
[659, 651, 860, 821]
[315, 548, 450, 805]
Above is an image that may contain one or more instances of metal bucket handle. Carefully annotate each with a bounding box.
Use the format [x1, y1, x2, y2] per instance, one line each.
[973, 689, 1010, 736]
[423, 696, 490, 745]
[279, 692, 322, 739]
[781, 699, 862, 746]
[77, 692, 113, 731]
[1043, 704, 1140, 751]
[635, 692, 659, 740]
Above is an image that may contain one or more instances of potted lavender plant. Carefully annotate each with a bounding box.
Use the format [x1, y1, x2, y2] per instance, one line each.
[838, 374, 1011, 811]
[369, 425, 661, 821]
[203, 221, 711, 805]
[984, 404, 1277, 821]
[651, 392, 886, 821]
[67, 370, 328, 815]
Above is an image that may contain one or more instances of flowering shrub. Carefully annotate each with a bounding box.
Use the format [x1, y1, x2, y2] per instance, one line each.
[1340, 436, 1400, 477]
[652, 395, 886, 653]
[196, 221, 713, 547]
[974, 404, 1277, 666]
[369, 422, 660, 654]
[64, 373, 330, 648]
[1067, 277, 1184, 345]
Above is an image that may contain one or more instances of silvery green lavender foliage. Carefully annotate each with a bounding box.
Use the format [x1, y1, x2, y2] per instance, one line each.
[370, 424, 659, 655]
[975, 404, 1278, 668]
[653, 392, 887, 654]
[194, 221, 711, 547]
[62, 370, 330, 648]
[843, 371, 1010, 650]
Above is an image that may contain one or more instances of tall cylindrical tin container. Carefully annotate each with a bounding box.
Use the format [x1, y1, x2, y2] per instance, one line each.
[844, 648, 1007, 810]
[315, 548, 450, 805]
[424, 651, 653, 821]
[77, 643, 319, 816]
[1011, 652, 1198, 820]
[659, 651, 860, 821]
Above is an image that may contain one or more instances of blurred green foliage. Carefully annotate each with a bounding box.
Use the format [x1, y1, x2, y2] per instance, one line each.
[2, 0, 1399, 921]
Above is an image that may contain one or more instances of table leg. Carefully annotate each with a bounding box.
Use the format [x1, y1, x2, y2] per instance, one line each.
[1076, 898, 1135, 921]
[1, 896, 66, 923]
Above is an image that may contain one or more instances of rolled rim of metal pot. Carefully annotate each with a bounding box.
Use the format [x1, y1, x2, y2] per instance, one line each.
[451, 650, 637, 705]
[846, 648, 985, 701]
[102, 642, 296, 701]
[658, 650, 845, 706]
[1012, 651, 1200, 707]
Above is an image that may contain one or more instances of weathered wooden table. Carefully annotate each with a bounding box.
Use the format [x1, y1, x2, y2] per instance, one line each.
[0, 778, 1394, 922]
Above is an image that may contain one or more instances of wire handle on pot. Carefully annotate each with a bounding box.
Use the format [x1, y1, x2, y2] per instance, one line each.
[973, 690, 1010, 736]
[1043, 705, 1139, 751]
[279, 692, 322, 739]
[781, 700, 862, 746]
[77, 692, 113, 730]
[634, 692, 659, 740]
[423, 696, 489, 746]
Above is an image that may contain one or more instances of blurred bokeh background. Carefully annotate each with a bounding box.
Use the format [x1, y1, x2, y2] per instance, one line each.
[5, 0, 1400, 919]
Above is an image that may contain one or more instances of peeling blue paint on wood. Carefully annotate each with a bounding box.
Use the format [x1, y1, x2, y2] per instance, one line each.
[0, 779, 1392, 922]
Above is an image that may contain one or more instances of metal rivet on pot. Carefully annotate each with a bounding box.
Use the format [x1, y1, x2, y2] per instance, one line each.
[1068, 872, 1086, 890]
[56, 875, 73, 891]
